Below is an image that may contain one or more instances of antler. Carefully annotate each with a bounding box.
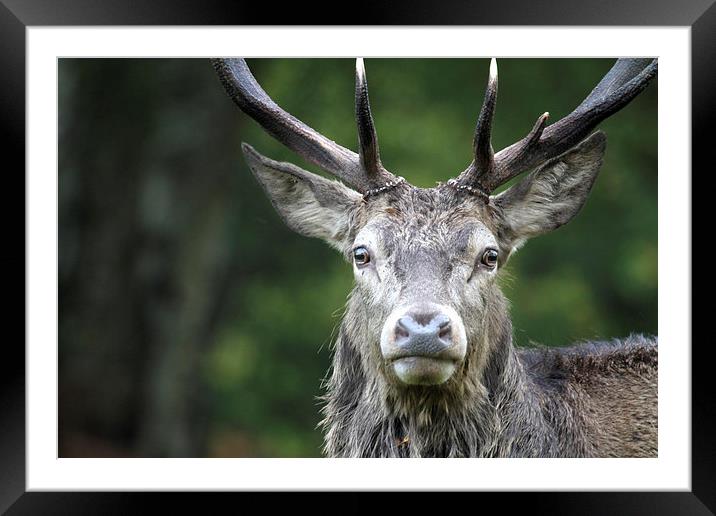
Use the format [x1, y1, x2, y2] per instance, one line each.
[456, 58, 658, 194]
[355, 58, 384, 177]
[211, 58, 398, 193]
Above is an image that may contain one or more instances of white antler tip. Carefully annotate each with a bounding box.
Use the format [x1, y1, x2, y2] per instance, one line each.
[356, 58, 365, 79]
[489, 58, 498, 80]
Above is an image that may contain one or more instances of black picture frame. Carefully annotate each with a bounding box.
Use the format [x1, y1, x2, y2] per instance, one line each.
[4, 0, 710, 513]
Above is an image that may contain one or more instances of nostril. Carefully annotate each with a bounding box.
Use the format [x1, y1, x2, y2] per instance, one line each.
[395, 317, 410, 339]
[438, 320, 452, 340]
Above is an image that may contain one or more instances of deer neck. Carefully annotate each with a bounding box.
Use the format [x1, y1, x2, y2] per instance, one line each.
[320, 305, 558, 457]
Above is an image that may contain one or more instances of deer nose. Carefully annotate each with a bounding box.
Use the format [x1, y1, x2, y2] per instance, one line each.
[394, 312, 452, 357]
[381, 304, 467, 385]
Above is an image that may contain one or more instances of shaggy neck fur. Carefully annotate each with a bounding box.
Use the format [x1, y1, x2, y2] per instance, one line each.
[320, 292, 597, 458]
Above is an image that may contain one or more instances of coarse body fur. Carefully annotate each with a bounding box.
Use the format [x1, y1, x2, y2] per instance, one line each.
[321, 320, 657, 458]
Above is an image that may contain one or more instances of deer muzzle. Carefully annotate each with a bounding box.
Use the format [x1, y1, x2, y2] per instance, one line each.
[380, 303, 467, 385]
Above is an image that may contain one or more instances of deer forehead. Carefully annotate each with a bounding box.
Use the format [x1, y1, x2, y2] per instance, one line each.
[355, 189, 498, 259]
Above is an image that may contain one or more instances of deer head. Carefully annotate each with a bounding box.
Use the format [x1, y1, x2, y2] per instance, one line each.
[212, 58, 656, 389]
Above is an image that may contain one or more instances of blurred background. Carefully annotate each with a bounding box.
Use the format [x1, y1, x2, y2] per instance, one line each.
[58, 58, 657, 458]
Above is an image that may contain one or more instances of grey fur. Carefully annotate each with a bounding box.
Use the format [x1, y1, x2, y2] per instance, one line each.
[241, 137, 658, 458]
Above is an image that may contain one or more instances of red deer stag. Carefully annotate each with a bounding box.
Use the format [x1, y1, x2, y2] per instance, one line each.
[211, 58, 657, 457]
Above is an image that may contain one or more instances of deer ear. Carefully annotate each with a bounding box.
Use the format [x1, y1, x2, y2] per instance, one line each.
[493, 131, 607, 255]
[242, 143, 362, 250]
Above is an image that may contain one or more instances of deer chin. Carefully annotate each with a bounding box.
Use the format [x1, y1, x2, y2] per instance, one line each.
[391, 356, 458, 385]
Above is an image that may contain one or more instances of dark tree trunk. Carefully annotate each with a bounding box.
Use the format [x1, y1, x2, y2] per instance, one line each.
[59, 59, 241, 457]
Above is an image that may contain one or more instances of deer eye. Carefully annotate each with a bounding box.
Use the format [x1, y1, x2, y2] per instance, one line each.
[481, 249, 499, 269]
[353, 246, 371, 267]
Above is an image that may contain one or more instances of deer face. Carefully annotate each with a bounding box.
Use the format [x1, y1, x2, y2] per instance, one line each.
[351, 193, 494, 386]
[215, 57, 654, 388]
[242, 129, 605, 387]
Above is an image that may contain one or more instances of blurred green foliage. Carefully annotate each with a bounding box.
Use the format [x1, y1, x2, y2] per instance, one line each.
[59, 58, 656, 458]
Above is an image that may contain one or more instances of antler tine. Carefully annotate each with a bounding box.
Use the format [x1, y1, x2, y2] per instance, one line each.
[355, 58, 386, 179]
[455, 58, 657, 195]
[460, 58, 499, 190]
[449, 59, 500, 199]
[576, 58, 656, 112]
[488, 58, 657, 192]
[212, 58, 394, 193]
